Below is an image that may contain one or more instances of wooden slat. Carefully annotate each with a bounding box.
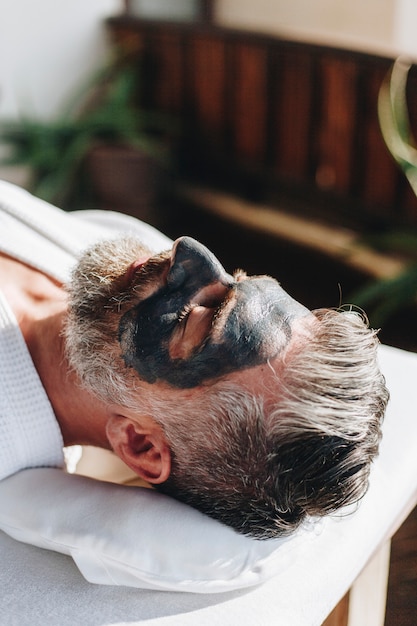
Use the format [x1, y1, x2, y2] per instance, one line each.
[274, 48, 314, 181]
[178, 185, 406, 280]
[146, 31, 184, 113]
[322, 540, 391, 626]
[232, 43, 268, 162]
[385, 505, 417, 625]
[347, 540, 391, 626]
[315, 56, 359, 194]
[189, 35, 227, 139]
[322, 593, 350, 626]
[360, 65, 401, 220]
[107, 18, 417, 229]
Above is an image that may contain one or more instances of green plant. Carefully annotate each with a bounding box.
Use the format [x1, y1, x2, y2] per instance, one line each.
[352, 58, 417, 325]
[0, 56, 172, 208]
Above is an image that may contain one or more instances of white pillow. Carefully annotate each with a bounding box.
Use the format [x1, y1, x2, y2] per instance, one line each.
[0, 468, 310, 593]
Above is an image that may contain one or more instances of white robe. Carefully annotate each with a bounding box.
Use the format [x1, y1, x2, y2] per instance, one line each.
[0, 180, 172, 480]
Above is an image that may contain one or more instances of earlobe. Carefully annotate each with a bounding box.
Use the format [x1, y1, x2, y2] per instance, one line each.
[106, 414, 171, 484]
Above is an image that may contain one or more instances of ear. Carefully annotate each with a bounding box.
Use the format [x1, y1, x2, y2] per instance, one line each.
[106, 414, 171, 484]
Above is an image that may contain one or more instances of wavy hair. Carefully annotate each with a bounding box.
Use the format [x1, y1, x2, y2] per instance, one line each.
[65, 263, 389, 538]
[153, 308, 388, 538]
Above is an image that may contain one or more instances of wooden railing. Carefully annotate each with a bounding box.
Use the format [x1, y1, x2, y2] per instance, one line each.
[107, 16, 417, 231]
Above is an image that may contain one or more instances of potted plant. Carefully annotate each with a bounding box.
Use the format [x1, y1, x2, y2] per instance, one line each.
[352, 57, 417, 326]
[0, 53, 173, 219]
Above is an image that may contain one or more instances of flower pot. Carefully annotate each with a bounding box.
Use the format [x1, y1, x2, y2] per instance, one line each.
[86, 143, 163, 223]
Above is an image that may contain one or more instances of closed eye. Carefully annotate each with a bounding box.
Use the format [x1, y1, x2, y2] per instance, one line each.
[170, 304, 217, 360]
[169, 282, 233, 359]
[177, 304, 195, 323]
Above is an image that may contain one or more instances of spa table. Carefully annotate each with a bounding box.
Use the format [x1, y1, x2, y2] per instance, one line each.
[1, 343, 416, 626]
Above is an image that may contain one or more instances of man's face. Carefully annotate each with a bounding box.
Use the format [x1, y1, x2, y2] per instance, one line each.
[119, 237, 311, 388]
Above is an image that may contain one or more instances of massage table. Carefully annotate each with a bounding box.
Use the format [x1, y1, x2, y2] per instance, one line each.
[1, 343, 416, 625]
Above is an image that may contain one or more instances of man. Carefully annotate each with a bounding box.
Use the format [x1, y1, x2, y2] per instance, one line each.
[0, 180, 388, 539]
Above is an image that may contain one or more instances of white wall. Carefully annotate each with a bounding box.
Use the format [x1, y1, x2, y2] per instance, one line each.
[216, 0, 417, 57]
[1, 0, 415, 127]
[394, 0, 417, 56]
[0, 0, 120, 122]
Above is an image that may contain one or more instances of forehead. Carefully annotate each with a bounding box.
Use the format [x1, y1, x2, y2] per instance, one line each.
[229, 275, 309, 320]
[226, 312, 314, 393]
[201, 275, 310, 371]
[213, 275, 309, 351]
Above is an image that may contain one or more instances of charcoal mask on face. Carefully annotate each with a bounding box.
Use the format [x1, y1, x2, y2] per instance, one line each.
[119, 237, 310, 388]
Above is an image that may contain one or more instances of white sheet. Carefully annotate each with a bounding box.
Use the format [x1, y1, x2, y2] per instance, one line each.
[1, 344, 416, 625]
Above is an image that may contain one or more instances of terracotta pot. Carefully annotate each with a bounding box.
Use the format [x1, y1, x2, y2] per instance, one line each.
[86, 144, 162, 222]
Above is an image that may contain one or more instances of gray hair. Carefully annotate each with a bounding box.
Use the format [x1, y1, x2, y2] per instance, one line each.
[65, 290, 388, 538]
[152, 308, 388, 538]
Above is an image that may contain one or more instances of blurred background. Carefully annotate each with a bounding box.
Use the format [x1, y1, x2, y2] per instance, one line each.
[0, 3, 416, 623]
[1, 0, 417, 351]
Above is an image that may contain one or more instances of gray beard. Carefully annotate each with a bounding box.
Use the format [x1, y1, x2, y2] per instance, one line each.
[63, 236, 170, 405]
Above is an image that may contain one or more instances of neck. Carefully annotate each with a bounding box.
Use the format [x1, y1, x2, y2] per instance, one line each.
[32, 312, 113, 449]
[0, 253, 113, 449]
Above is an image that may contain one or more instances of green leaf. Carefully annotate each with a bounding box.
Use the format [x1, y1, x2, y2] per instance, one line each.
[351, 264, 417, 325]
[359, 231, 417, 258]
[378, 57, 417, 195]
[0, 53, 175, 209]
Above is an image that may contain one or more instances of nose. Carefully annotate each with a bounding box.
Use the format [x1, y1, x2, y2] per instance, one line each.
[167, 237, 233, 291]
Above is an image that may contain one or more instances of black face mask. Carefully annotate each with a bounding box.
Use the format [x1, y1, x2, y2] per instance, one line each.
[119, 237, 310, 388]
